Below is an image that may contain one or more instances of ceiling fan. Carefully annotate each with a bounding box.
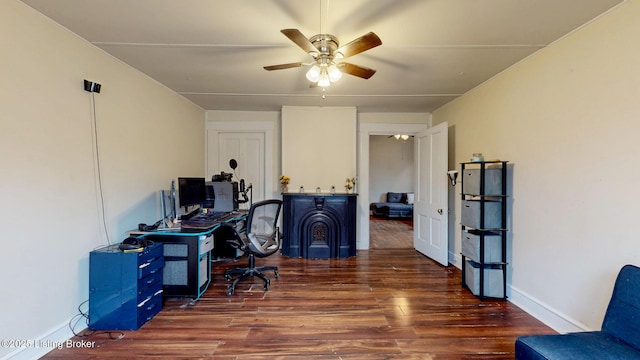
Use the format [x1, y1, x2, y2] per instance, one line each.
[264, 29, 382, 87]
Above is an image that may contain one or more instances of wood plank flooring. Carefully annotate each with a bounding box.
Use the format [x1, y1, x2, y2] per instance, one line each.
[369, 216, 413, 249]
[42, 248, 555, 359]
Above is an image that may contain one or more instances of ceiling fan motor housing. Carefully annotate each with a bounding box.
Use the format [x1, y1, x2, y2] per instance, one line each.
[309, 34, 340, 59]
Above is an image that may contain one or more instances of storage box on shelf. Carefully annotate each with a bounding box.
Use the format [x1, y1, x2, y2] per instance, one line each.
[463, 168, 503, 195]
[464, 260, 504, 298]
[461, 199, 502, 229]
[460, 160, 508, 300]
[462, 230, 502, 264]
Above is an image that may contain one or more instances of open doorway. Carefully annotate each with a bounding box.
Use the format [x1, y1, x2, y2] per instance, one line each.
[356, 122, 428, 250]
[368, 135, 414, 249]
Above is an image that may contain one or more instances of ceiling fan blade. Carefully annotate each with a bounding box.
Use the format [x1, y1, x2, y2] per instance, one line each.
[281, 29, 317, 55]
[335, 32, 382, 59]
[263, 62, 304, 71]
[339, 62, 377, 79]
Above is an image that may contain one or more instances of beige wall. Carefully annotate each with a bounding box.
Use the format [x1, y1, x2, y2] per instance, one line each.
[282, 106, 357, 192]
[0, 1, 204, 358]
[433, 0, 639, 332]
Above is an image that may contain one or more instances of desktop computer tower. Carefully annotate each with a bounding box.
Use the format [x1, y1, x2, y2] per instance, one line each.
[204, 181, 238, 212]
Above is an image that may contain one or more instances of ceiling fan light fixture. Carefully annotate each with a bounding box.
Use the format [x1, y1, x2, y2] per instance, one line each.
[318, 70, 331, 87]
[328, 63, 342, 82]
[394, 134, 410, 141]
[305, 64, 321, 82]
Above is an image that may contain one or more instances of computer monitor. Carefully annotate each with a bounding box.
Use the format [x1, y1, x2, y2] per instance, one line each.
[202, 182, 215, 209]
[205, 181, 238, 211]
[177, 177, 206, 210]
[160, 188, 177, 226]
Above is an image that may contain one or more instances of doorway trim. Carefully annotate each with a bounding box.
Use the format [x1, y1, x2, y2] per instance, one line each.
[357, 122, 429, 249]
[205, 120, 275, 201]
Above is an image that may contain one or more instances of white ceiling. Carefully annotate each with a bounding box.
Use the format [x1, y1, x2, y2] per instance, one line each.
[21, 0, 624, 113]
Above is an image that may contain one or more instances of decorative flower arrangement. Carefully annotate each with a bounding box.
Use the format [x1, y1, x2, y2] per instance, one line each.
[345, 177, 356, 193]
[279, 175, 290, 192]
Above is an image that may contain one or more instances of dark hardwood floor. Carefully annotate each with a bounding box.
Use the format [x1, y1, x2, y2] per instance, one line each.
[42, 247, 554, 359]
[369, 216, 413, 249]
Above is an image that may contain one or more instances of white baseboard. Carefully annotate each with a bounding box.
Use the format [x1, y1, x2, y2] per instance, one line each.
[1, 321, 83, 360]
[449, 251, 462, 268]
[448, 251, 588, 334]
[508, 285, 591, 334]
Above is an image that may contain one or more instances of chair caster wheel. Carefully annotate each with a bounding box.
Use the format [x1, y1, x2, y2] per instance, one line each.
[225, 274, 231, 282]
[226, 287, 234, 296]
[274, 270, 279, 279]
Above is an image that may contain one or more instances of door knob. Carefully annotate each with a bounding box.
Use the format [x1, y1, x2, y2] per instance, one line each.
[437, 208, 443, 215]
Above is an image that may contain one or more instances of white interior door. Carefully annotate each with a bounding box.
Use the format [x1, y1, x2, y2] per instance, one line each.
[215, 132, 265, 204]
[414, 122, 449, 266]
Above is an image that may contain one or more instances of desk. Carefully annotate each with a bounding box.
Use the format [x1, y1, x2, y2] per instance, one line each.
[132, 211, 247, 299]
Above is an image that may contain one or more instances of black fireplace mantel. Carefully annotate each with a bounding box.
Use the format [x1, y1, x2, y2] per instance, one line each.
[281, 193, 357, 259]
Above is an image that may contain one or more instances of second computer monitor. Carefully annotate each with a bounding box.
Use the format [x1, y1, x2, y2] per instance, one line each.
[205, 181, 238, 212]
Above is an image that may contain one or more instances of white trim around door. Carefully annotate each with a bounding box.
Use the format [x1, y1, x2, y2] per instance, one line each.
[357, 122, 428, 250]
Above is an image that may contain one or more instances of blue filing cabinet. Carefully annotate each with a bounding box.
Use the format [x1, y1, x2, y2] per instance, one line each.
[89, 242, 164, 330]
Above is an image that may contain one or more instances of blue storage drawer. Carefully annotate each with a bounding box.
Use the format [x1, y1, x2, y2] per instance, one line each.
[89, 242, 164, 331]
[137, 273, 162, 302]
[138, 244, 164, 279]
[136, 286, 163, 329]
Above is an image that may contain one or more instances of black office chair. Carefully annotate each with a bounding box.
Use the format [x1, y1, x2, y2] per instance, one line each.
[223, 199, 282, 296]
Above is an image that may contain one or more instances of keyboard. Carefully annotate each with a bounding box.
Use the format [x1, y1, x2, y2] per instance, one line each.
[181, 211, 237, 232]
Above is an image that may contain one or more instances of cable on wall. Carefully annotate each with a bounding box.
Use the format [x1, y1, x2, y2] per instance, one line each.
[84, 79, 111, 245]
